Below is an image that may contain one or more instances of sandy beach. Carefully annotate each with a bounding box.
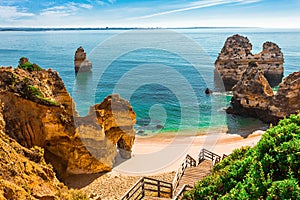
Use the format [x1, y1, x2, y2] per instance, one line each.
[114, 129, 264, 175]
[68, 130, 264, 199]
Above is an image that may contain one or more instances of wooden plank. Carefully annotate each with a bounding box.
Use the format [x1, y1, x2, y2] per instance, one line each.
[175, 160, 213, 195]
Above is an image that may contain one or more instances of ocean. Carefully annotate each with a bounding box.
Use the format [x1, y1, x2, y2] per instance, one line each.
[0, 28, 299, 136]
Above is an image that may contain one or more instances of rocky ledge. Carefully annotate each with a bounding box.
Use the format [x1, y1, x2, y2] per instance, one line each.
[0, 66, 136, 178]
[0, 103, 87, 199]
[215, 34, 284, 91]
[227, 62, 300, 124]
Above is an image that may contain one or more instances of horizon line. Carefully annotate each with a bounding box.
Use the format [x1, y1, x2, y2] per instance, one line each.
[1, 26, 299, 32]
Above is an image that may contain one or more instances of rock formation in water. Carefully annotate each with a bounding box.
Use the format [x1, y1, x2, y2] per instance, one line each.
[205, 88, 213, 95]
[0, 66, 136, 178]
[227, 62, 300, 124]
[215, 34, 284, 91]
[0, 103, 87, 199]
[74, 46, 92, 73]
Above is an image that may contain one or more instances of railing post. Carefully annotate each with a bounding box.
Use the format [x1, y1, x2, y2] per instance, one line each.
[171, 183, 173, 198]
[141, 177, 145, 198]
[158, 181, 161, 197]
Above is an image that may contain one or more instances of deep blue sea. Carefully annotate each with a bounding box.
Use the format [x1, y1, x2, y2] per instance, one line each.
[0, 28, 299, 135]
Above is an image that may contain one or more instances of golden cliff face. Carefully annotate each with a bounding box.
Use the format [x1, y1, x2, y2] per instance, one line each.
[227, 62, 300, 124]
[215, 34, 284, 91]
[0, 103, 87, 199]
[0, 67, 136, 178]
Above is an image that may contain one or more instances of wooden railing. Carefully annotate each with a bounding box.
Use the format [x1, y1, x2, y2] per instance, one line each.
[198, 148, 222, 166]
[172, 154, 197, 194]
[120, 177, 144, 200]
[222, 154, 228, 160]
[120, 177, 173, 200]
[173, 184, 193, 200]
[121, 149, 229, 199]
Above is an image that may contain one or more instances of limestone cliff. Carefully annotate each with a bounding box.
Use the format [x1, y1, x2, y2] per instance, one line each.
[0, 103, 87, 200]
[0, 66, 136, 178]
[227, 62, 300, 124]
[215, 34, 284, 90]
[74, 46, 92, 73]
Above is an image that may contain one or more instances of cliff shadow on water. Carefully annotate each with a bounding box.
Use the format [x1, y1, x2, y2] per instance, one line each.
[226, 113, 269, 138]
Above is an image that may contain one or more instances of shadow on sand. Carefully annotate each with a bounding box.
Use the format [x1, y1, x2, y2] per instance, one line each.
[64, 150, 129, 189]
[64, 172, 106, 189]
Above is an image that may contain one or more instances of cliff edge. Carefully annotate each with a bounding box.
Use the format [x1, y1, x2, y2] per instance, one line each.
[0, 66, 136, 178]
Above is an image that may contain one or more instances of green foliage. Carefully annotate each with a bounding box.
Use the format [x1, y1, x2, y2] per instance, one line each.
[26, 85, 56, 105]
[18, 57, 42, 71]
[28, 85, 43, 98]
[186, 114, 300, 199]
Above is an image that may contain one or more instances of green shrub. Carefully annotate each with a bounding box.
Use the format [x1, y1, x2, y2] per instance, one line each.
[18, 57, 42, 71]
[26, 85, 56, 105]
[186, 114, 300, 199]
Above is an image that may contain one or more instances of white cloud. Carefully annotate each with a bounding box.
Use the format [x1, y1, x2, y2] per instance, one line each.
[132, 0, 261, 20]
[0, 6, 34, 20]
[108, 0, 116, 4]
[79, 4, 93, 9]
[40, 2, 93, 17]
[95, 0, 105, 5]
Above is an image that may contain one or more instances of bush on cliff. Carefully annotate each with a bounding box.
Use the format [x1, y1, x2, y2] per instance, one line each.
[18, 57, 42, 71]
[185, 113, 300, 199]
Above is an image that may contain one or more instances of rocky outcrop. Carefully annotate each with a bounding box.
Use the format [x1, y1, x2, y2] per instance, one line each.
[227, 62, 300, 124]
[0, 103, 88, 199]
[91, 94, 136, 159]
[215, 34, 284, 90]
[74, 46, 92, 73]
[0, 66, 136, 178]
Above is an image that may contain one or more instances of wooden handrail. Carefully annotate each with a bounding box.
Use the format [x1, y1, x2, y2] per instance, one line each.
[121, 149, 229, 199]
[198, 148, 223, 166]
[120, 177, 144, 200]
[174, 184, 193, 200]
[120, 177, 173, 200]
[222, 154, 228, 160]
[172, 154, 197, 195]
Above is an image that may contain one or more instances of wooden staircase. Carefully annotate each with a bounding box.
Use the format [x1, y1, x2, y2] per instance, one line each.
[174, 159, 212, 195]
[120, 149, 228, 200]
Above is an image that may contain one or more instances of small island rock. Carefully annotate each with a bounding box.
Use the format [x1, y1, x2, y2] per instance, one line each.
[74, 46, 92, 73]
[205, 88, 213, 95]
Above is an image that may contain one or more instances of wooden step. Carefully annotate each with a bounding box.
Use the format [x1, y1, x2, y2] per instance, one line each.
[175, 160, 212, 194]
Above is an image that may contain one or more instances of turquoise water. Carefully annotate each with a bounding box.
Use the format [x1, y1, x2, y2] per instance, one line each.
[0, 28, 299, 135]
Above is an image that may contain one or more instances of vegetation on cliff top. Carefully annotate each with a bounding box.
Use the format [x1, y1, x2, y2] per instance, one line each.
[185, 113, 300, 199]
[18, 57, 42, 71]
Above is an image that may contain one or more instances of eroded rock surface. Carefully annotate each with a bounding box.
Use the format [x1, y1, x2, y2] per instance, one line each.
[227, 62, 299, 124]
[0, 67, 136, 177]
[0, 102, 87, 199]
[215, 34, 284, 90]
[74, 46, 92, 73]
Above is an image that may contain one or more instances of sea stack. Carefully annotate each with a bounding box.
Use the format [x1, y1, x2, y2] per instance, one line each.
[215, 34, 284, 91]
[74, 46, 92, 73]
[227, 62, 300, 124]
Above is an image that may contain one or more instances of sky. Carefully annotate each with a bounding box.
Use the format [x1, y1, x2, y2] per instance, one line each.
[0, 0, 299, 28]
